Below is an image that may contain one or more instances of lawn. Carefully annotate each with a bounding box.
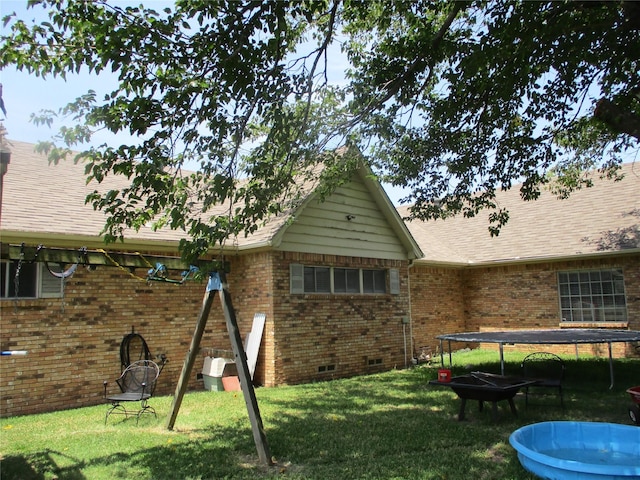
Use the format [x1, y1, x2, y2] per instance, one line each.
[1, 349, 638, 480]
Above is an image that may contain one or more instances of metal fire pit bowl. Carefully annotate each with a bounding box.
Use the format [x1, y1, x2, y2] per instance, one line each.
[429, 372, 535, 421]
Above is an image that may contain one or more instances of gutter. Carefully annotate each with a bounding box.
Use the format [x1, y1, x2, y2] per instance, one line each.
[0, 230, 181, 254]
[0, 230, 274, 257]
[413, 247, 640, 269]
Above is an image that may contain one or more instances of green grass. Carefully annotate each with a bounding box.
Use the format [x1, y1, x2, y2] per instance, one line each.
[1, 349, 638, 480]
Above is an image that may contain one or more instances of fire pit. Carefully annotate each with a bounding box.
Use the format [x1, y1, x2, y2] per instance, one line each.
[429, 372, 535, 421]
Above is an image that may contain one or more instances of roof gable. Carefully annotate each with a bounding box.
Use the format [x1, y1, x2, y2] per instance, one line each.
[273, 164, 422, 260]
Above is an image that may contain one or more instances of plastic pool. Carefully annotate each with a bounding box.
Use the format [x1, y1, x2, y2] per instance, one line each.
[509, 421, 640, 479]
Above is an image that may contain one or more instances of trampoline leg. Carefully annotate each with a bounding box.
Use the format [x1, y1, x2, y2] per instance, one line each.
[608, 342, 614, 390]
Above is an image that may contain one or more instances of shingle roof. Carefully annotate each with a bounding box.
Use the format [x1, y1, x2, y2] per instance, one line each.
[398, 163, 640, 265]
[5, 140, 636, 264]
[1, 140, 419, 258]
[0, 140, 292, 250]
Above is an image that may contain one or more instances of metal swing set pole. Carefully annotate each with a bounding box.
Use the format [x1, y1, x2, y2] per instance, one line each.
[165, 270, 273, 466]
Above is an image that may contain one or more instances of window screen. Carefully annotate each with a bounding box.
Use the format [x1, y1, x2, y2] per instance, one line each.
[304, 266, 331, 293]
[363, 269, 386, 293]
[291, 264, 390, 295]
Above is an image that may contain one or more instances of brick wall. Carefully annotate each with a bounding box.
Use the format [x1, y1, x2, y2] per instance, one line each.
[409, 254, 640, 359]
[1, 264, 203, 417]
[223, 251, 275, 386]
[408, 265, 465, 356]
[463, 263, 560, 331]
[1, 249, 413, 416]
[3, 249, 637, 417]
[0, 255, 268, 418]
[269, 252, 412, 386]
[464, 256, 640, 357]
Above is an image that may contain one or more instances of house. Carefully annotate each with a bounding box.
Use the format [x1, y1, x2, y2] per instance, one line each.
[0, 140, 422, 417]
[1, 140, 638, 418]
[402, 163, 640, 358]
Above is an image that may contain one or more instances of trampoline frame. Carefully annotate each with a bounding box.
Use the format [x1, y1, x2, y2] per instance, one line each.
[437, 329, 640, 389]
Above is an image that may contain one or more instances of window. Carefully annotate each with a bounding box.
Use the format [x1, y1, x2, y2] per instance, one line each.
[558, 269, 627, 322]
[291, 264, 398, 295]
[1, 260, 37, 298]
[304, 266, 331, 293]
[363, 269, 386, 294]
[1, 261, 64, 299]
[334, 268, 360, 293]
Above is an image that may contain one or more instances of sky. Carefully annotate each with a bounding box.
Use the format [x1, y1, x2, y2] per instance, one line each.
[0, 1, 412, 205]
[0, 2, 152, 147]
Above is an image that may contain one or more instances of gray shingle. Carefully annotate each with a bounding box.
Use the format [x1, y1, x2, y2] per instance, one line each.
[399, 163, 640, 265]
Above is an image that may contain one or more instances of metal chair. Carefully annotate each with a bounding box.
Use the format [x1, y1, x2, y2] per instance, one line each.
[520, 352, 565, 408]
[104, 360, 160, 424]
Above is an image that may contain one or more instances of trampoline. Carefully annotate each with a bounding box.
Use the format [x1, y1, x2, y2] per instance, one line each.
[437, 329, 640, 388]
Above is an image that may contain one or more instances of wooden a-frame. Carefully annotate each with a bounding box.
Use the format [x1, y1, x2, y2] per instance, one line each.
[165, 270, 273, 466]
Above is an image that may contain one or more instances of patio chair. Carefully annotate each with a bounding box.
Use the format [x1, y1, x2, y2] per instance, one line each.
[104, 359, 160, 424]
[520, 352, 565, 408]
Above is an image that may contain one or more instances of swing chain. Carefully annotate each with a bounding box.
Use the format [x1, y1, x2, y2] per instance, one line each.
[13, 244, 24, 302]
[12, 244, 28, 314]
[60, 264, 66, 314]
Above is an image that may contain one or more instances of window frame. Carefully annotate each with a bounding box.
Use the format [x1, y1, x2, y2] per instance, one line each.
[362, 269, 387, 294]
[290, 264, 399, 295]
[557, 268, 628, 323]
[333, 267, 361, 294]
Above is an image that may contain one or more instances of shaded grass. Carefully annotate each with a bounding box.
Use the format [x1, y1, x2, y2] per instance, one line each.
[1, 350, 638, 479]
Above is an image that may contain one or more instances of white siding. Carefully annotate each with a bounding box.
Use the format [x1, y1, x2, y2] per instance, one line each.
[276, 178, 409, 260]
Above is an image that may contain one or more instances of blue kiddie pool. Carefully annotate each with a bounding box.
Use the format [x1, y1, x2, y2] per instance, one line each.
[509, 421, 640, 479]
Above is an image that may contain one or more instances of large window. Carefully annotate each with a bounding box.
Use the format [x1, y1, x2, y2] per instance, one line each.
[1, 261, 64, 299]
[291, 264, 400, 295]
[558, 269, 627, 322]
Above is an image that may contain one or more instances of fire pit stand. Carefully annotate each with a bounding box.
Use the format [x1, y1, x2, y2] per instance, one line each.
[429, 372, 536, 421]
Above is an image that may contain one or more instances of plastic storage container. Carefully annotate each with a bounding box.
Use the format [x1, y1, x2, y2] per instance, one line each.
[201, 356, 237, 391]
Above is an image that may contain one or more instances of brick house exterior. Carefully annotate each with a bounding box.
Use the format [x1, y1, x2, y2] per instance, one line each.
[409, 257, 640, 359]
[404, 163, 640, 359]
[1, 141, 419, 417]
[1, 141, 638, 417]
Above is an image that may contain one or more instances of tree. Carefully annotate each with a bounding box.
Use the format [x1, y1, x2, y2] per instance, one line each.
[1, 0, 638, 256]
[342, 0, 639, 233]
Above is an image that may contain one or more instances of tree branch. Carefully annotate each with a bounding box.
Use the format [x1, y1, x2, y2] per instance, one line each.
[379, 1, 470, 105]
[594, 98, 640, 141]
